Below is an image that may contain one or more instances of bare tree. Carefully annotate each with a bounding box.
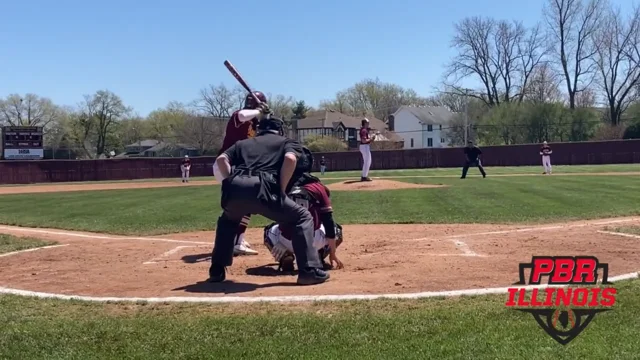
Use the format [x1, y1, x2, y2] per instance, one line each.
[523, 62, 564, 103]
[320, 78, 426, 120]
[267, 94, 295, 118]
[592, 4, 640, 125]
[445, 17, 546, 106]
[177, 115, 225, 154]
[71, 90, 130, 158]
[543, 0, 605, 109]
[195, 83, 244, 117]
[0, 93, 62, 131]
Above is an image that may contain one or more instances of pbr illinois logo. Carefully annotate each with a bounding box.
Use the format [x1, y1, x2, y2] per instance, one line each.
[505, 256, 616, 345]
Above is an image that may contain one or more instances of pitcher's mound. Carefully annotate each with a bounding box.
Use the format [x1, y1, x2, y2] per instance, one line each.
[327, 179, 448, 191]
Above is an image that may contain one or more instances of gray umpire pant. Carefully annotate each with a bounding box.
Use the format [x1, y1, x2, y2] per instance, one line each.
[211, 174, 322, 270]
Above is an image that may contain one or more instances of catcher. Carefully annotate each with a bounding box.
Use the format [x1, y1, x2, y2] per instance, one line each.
[263, 147, 344, 272]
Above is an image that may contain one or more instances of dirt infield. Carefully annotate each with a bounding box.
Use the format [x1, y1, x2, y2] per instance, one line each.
[326, 179, 447, 191]
[1, 217, 639, 299]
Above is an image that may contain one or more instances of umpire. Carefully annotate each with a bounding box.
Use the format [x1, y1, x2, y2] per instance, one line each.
[208, 115, 329, 286]
[460, 140, 487, 179]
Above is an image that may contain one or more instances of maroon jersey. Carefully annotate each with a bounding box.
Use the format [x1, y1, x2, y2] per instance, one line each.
[540, 145, 552, 156]
[360, 127, 371, 144]
[280, 182, 332, 240]
[181, 158, 191, 167]
[218, 110, 258, 156]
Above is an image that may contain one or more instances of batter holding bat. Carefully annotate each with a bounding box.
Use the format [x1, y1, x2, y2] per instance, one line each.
[213, 91, 270, 256]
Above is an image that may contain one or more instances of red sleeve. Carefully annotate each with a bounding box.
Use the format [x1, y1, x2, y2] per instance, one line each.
[305, 183, 332, 213]
[360, 128, 369, 143]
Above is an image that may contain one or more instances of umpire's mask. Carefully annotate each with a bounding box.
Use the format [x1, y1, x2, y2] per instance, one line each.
[257, 117, 285, 136]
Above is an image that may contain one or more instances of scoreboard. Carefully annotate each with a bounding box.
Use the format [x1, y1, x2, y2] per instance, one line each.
[1, 126, 44, 160]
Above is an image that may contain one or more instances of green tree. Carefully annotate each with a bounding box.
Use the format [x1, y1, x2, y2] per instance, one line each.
[291, 100, 311, 119]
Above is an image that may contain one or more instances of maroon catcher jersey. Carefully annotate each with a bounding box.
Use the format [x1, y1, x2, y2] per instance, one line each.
[280, 182, 333, 240]
[218, 110, 258, 156]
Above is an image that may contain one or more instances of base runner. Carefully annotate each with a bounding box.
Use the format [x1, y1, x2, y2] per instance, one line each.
[263, 147, 344, 271]
[213, 91, 269, 256]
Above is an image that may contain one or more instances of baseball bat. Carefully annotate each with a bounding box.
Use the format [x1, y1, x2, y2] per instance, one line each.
[223, 60, 264, 105]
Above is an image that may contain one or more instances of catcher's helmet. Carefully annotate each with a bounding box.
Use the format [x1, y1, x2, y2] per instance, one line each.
[296, 146, 314, 174]
[244, 91, 267, 109]
[257, 116, 284, 135]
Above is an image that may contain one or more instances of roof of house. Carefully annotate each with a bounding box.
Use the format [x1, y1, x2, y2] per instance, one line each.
[393, 105, 458, 125]
[296, 110, 387, 131]
[126, 139, 160, 148]
[141, 141, 197, 153]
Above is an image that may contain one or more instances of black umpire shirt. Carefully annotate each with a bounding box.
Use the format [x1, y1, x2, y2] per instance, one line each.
[223, 132, 302, 174]
[464, 146, 482, 162]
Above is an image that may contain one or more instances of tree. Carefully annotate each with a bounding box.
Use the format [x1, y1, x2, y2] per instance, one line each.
[445, 17, 546, 106]
[543, 0, 605, 109]
[592, 4, 640, 125]
[523, 62, 564, 103]
[176, 115, 225, 155]
[69, 90, 131, 158]
[267, 94, 295, 119]
[291, 100, 311, 119]
[303, 134, 348, 152]
[146, 101, 189, 142]
[320, 78, 427, 120]
[195, 83, 244, 117]
[0, 93, 63, 131]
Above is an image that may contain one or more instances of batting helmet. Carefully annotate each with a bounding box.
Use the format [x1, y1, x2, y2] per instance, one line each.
[244, 91, 267, 109]
[361, 118, 369, 127]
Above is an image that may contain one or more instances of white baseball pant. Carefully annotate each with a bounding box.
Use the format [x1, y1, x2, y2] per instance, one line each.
[542, 155, 552, 174]
[264, 223, 327, 261]
[181, 165, 190, 181]
[359, 144, 372, 178]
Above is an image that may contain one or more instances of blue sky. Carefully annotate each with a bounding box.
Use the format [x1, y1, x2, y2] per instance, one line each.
[1, 0, 633, 116]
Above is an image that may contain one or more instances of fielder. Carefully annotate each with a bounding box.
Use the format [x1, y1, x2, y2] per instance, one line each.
[181, 155, 191, 183]
[263, 148, 344, 272]
[213, 91, 268, 256]
[359, 118, 375, 182]
[540, 141, 552, 174]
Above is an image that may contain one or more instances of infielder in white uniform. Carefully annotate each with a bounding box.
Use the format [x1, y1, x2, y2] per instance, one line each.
[359, 118, 376, 182]
[540, 141, 552, 175]
[180, 155, 191, 183]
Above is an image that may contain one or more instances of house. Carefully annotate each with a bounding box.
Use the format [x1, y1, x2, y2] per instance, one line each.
[119, 139, 199, 158]
[123, 140, 161, 155]
[292, 110, 403, 149]
[389, 106, 458, 149]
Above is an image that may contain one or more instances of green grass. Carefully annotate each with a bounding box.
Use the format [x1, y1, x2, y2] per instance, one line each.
[0, 234, 56, 254]
[610, 226, 640, 236]
[0, 165, 638, 235]
[1, 279, 639, 359]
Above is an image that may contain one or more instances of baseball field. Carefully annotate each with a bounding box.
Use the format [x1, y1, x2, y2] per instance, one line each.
[1, 164, 640, 359]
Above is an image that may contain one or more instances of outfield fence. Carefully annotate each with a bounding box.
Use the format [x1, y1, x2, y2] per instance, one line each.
[1, 139, 640, 184]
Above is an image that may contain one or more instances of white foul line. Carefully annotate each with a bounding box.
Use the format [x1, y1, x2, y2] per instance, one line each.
[0, 226, 209, 245]
[451, 239, 485, 257]
[143, 246, 194, 265]
[597, 231, 640, 240]
[0, 270, 636, 304]
[406, 218, 640, 243]
[0, 244, 70, 258]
